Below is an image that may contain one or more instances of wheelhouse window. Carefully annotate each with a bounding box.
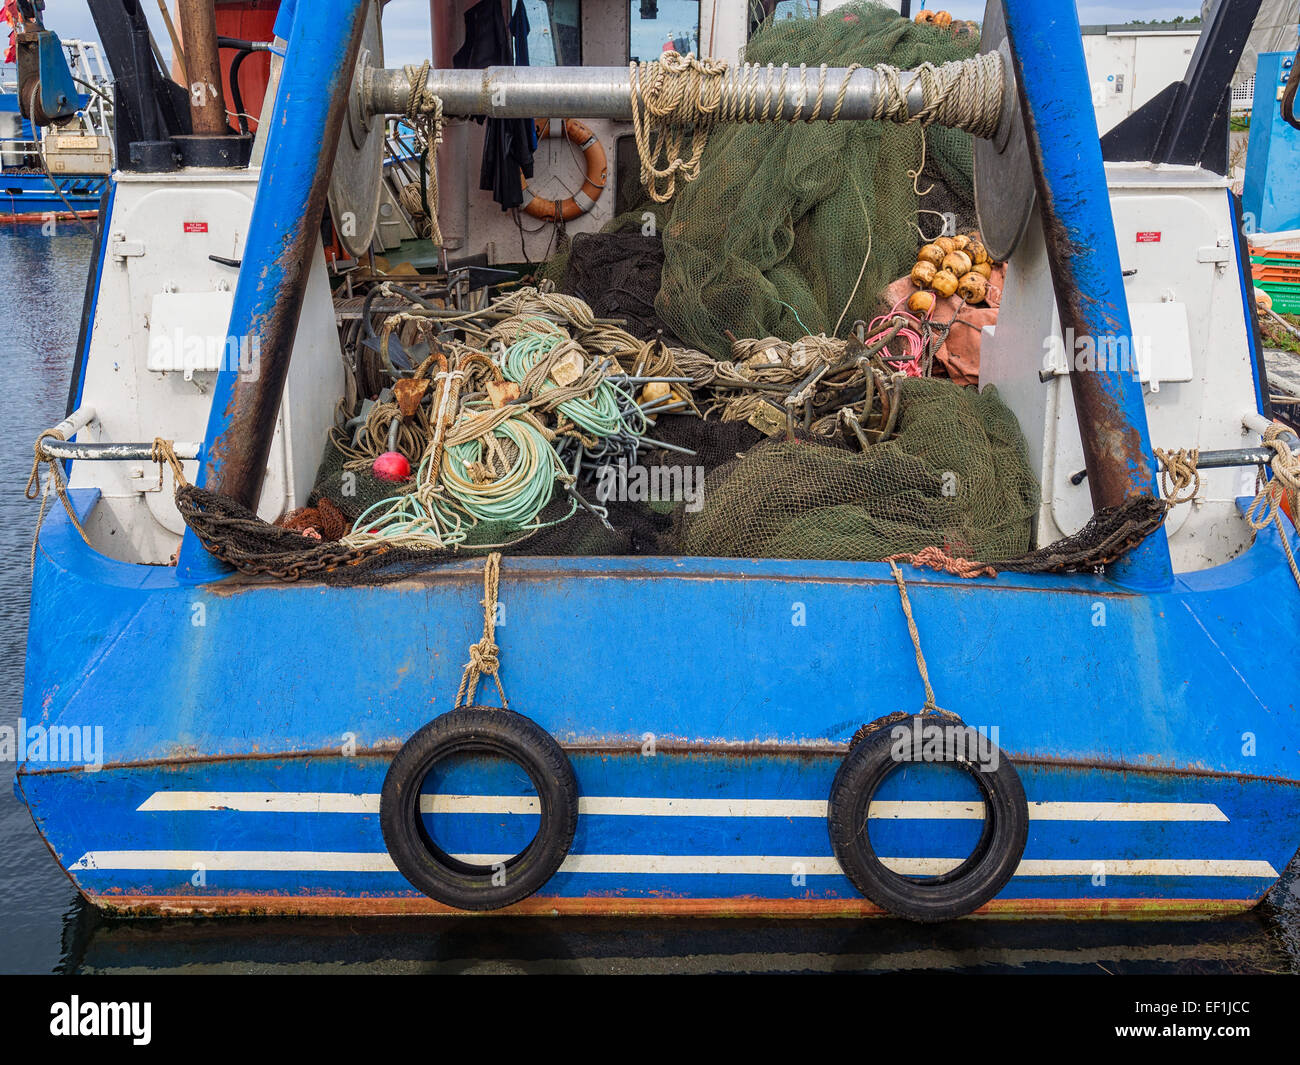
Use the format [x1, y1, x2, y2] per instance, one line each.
[521, 0, 582, 66]
[630, 0, 702, 62]
[748, 0, 820, 38]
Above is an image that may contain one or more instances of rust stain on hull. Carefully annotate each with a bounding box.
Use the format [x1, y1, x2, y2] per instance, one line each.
[18, 743, 1300, 789]
[88, 893, 1259, 920]
[1018, 81, 1152, 512]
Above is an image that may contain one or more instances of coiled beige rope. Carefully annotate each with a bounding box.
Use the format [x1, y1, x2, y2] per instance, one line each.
[404, 60, 444, 245]
[868, 53, 1004, 138]
[626, 52, 1004, 201]
[1246, 423, 1300, 590]
[629, 52, 729, 202]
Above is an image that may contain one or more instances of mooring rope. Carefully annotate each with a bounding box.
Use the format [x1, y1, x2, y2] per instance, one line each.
[888, 559, 946, 715]
[151, 438, 189, 487]
[27, 436, 190, 569]
[404, 59, 444, 245]
[25, 429, 90, 567]
[1156, 440, 1298, 593]
[454, 551, 509, 708]
[1245, 423, 1300, 590]
[1154, 447, 1201, 508]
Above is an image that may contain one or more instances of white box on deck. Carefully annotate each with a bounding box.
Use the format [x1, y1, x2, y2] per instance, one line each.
[146, 290, 235, 380]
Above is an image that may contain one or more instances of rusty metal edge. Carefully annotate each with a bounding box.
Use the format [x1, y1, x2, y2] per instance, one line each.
[205, 563, 1138, 598]
[84, 893, 1259, 919]
[17, 741, 1300, 788]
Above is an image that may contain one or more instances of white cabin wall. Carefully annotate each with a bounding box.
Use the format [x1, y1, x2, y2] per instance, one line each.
[582, 0, 630, 57]
[704, 0, 744, 62]
[979, 164, 1261, 573]
[437, 0, 757, 262]
[68, 170, 342, 566]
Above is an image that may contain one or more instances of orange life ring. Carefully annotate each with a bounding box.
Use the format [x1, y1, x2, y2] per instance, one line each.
[521, 119, 607, 223]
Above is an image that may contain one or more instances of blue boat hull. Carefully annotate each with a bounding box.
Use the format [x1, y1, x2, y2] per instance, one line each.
[18, 751, 1299, 916]
[16, 490, 1300, 916]
[0, 171, 104, 218]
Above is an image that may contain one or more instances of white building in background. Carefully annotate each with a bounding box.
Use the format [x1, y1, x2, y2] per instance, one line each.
[1081, 4, 1300, 131]
[1081, 23, 1203, 134]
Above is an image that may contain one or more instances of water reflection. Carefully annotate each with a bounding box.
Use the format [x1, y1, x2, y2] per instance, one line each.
[66, 905, 1297, 975]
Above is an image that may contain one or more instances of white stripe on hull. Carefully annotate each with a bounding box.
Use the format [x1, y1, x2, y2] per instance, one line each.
[67, 850, 1279, 879]
[134, 791, 1231, 823]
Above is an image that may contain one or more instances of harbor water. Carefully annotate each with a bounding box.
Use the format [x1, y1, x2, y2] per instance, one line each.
[2, 225, 1299, 975]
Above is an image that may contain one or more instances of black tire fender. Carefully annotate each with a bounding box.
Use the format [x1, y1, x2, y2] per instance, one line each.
[828, 712, 1028, 922]
[380, 706, 579, 911]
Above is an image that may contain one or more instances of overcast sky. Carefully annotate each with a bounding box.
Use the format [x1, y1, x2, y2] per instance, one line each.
[15, 1, 1206, 70]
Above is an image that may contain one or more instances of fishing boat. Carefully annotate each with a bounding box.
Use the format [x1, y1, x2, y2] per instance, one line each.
[15, 0, 1300, 921]
[1, 13, 113, 223]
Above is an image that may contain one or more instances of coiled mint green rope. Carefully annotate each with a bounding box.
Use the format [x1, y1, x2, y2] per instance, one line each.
[347, 408, 571, 547]
[348, 453, 469, 547]
[442, 413, 565, 528]
[501, 331, 628, 438]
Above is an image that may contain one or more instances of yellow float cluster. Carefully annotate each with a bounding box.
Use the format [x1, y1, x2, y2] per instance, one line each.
[907, 232, 993, 314]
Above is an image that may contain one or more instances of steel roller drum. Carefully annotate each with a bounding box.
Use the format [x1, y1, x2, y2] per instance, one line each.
[973, 0, 1036, 261]
[328, 0, 385, 259]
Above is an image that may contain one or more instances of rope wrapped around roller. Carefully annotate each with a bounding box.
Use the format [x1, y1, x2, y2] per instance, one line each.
[628, 51, 1003, 201]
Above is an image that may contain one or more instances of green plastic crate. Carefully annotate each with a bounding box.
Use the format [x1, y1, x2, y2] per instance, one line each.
[1256, 280, 1300, 314]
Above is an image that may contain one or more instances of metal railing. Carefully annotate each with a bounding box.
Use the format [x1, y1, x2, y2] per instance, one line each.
[37, 408, 201, 463]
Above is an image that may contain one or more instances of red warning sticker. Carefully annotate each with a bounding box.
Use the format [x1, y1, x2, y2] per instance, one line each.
[1136, 231, 1161, 243]
[183, 221, 209, 233]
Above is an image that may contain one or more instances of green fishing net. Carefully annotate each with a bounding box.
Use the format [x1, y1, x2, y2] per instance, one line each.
[657, 2, 979, 358]
[672, 379, 1040, 562]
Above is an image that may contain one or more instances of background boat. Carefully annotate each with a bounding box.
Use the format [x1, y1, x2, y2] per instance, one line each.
[0, 35, 113, 224]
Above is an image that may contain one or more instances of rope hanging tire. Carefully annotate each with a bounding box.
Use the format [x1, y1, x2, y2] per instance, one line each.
[380, 553, 578, 910]
[521, 118, 607, 223]
[380, 706, 579, 910]
[827, 711, 1028, 921]
[828, 564, 1027, 921]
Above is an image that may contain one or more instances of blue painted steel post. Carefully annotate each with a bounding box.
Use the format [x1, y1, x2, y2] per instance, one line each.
[177, 0, 369, 582]
[1002, 0, 1173, 589]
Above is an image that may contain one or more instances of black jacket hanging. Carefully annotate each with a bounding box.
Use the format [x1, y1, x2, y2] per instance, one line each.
[454, 0, 535, 211]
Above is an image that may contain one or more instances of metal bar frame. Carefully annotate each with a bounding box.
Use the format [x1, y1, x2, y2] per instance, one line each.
[176, 0, 371, 583]
[362, 64, 927, 123]
[40, 440, 202, 461]
[1003, 0, 1173, 589]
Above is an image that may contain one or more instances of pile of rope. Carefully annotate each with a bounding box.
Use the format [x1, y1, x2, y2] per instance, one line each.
[670, 315, 926, 445]
[309, 284, 708, 559]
